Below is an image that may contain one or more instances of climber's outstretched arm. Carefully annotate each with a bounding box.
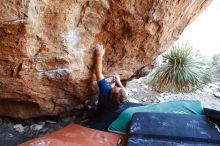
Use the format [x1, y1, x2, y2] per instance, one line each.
[95, 44, 105, 82]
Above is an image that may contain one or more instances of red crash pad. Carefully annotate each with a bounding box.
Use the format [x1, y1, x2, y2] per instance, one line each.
[19, 124, 127, 146]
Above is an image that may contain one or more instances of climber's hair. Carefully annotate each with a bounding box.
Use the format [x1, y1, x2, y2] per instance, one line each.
[109, 90, 127, 105]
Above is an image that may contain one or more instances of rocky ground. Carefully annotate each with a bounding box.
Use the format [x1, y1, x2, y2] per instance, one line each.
[126, 64, 220, 111]
[127, 78, 220, 110]
[0, 98, 98, 146]
[1, 65, 220, 146]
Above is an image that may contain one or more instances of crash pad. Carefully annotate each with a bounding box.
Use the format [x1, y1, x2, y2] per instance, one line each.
[86, 102, 143, 131]
[127, 112, 220, 146]
[19, 124, 127, 146]
[108, 100, 204, 134]
[204, 108, 220, 122]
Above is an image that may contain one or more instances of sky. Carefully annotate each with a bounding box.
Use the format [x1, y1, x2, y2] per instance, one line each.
[176, 0, 220, 60]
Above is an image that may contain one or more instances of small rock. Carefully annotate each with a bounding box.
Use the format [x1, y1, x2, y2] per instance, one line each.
[128, 92, 133, 96]
[129, 98, 140, 103]
[135, 79, 142, 84]
[143, 85, 148, 89]
[154, 100, 160, 103]
[41, 128, 48, 133]
[6, 121, 14, 128]
[203, 88, 213, 94]
[163, 96, 169, 100]
[214, 92, 220, 98]
[87, 105, 92, 109]
[8, 133, 14, 138]
[74, 104, 84, 110]
[160, 93, 164, 96]
[131, 88, 138, 92]
[71, 116, 76, 121]
[157, 97, 165, 102]
[46, 120, 56, 124]
[84, 100, 90, 105]
[142, 98, 147, 102]
[195, 89, 202, 94]
[14, 124, 25, 133]
[31, 124, 44, 131]
[209, 84, 219, 89]
[62, 117, 71, 123]
[90, 96, 98, 103]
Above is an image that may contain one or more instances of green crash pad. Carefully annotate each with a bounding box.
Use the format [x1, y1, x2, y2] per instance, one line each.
[108, 100, 204, 134]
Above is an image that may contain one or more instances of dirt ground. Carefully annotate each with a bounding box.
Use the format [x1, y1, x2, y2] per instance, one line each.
[127, 77, 220, 111]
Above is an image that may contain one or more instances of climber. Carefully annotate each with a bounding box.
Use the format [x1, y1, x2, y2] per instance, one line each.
[85, 45, 142, 130]
[95, 44, 128, 111]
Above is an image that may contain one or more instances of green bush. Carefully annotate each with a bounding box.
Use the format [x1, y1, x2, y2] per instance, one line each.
[148, 44, 211, 92]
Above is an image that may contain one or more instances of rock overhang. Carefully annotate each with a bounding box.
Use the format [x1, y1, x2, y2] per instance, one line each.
[0, 0, 213, 118]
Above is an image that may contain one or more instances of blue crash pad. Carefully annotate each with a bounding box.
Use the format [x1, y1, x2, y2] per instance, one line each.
[108, 100, 204, 134]
[127, 112, 220, 146]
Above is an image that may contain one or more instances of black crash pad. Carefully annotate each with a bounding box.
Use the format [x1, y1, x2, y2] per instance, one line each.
[127, 112, 220, 146]
[86, 102, 143, 131]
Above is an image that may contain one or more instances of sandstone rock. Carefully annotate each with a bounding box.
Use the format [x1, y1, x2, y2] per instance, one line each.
[0, 0, 213, 118]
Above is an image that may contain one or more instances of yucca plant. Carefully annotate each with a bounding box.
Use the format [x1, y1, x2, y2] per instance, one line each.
[212, 54, 220, 65]
[148, 44, 211, 92]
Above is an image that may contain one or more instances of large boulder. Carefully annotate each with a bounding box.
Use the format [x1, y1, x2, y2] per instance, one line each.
[0, 0, 213, 119]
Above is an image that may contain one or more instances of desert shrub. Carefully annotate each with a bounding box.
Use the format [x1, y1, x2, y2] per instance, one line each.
[148, 44, 211, 92]
[212, 54, 220, 65]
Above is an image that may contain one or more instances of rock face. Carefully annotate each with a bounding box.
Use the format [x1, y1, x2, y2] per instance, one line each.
[0, 0, 213, 119]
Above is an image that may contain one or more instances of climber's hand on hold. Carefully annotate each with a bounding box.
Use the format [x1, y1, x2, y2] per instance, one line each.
[114, 75, 121, 85]
[95, 43, 105, 81]
[95, 44, 105, 58]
